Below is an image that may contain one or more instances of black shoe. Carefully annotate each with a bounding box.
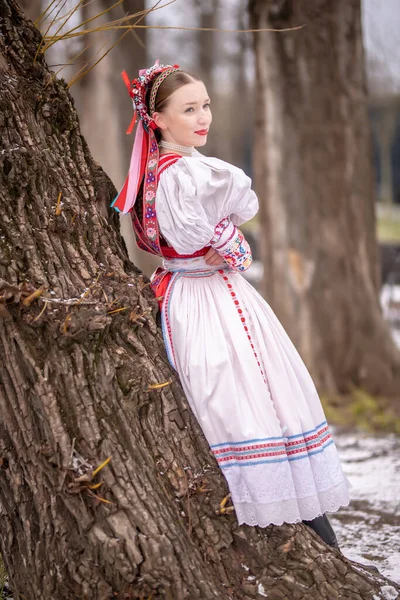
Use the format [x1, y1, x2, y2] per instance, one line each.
[302, 513, 340, 548]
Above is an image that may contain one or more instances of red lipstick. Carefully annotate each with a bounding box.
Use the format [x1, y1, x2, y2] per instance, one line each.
[195, 129, 208, 135]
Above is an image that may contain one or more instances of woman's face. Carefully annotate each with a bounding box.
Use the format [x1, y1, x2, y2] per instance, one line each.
[153, 81, 212, 148]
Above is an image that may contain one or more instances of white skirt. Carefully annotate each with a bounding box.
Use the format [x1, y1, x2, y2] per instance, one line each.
[158, 256, 351, 527]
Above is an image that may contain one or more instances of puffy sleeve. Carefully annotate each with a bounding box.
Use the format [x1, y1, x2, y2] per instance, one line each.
[156, 154, 259, 255]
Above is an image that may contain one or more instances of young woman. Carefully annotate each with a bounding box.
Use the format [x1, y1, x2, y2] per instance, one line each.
[112, 61, 351, 547]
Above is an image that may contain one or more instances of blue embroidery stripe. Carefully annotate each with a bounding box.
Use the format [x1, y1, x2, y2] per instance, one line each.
[213, 429, 331, 458]
[286, 420, 328, 438]
[217, 439, 332, 466]
[218, 439, 335, 468]
[215, 444, 286, 458]
[215, 434, 332, 463]
[170, 269, 218, 276]
[161, 272, 183, 371]
[210, 420, 328, 449]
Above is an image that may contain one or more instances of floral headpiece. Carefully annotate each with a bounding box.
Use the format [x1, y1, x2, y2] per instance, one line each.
[121, 60, 180, 134]
[110, 60, 180, 255]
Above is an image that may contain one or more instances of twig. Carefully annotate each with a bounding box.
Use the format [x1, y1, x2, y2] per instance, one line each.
[148, 380, 172, 390]
[31, 298, 49, 322]
[91, 456, 112, 478]
[55, 191, 63, 215]
[66, 0, 166, 88]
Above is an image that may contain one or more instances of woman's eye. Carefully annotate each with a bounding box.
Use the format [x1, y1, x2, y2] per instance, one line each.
[184, 104, 210, 113]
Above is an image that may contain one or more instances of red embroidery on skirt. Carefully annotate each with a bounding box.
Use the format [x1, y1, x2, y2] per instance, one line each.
[218, 270, 267, 385]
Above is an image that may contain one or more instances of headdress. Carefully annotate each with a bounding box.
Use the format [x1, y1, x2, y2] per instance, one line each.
[110, 60, 180, 252]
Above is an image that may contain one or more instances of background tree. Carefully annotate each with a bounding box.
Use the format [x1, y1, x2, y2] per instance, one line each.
[1, 0, 399, 598]
[16, 0, 41, 22]
[363, 0, 400, 207]
[249, 0, 400, 407]
[75, 0, 159, 276]
[367, 54, 400, 207]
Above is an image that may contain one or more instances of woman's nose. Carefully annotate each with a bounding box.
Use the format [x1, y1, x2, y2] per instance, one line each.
[199, 113, 210, 125]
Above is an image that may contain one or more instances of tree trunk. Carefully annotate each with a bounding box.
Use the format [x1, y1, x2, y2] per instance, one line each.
[0, 2, 399, 598]
[73, 0, 160, 279]
[249, 0, 400, 402]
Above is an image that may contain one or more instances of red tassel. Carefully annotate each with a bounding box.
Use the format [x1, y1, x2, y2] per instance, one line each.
[121, 71, 137, 134]
[121, 70, 131, 93]
[112, 175, 129, 212]
[126, 112, 137, 135]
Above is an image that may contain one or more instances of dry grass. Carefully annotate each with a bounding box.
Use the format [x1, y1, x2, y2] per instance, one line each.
[34, 0, 168, 87]
[33, 0, 303, 88]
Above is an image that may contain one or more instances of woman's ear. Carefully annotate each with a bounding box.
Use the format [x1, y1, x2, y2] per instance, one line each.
[152, 112, 166, 131]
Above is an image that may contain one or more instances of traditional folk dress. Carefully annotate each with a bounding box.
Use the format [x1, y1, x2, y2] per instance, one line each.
[131, 149, 352, 527]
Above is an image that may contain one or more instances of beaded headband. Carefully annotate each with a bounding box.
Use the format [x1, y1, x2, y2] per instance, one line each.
[129, 60, 180, 132]
[149, 67, 180, 116]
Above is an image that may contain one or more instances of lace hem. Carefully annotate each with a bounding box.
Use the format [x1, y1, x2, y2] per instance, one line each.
[234, 479, 352, 527]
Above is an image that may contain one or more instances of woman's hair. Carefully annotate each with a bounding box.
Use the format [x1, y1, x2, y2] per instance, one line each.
[146, 70, 201, 141]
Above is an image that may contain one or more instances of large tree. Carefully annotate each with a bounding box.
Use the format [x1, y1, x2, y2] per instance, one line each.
[249, 0, 400, 404]
[0, 1, 399, 598]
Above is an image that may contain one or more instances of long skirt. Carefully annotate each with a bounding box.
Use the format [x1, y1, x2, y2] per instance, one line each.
[157, 256, 351, 527]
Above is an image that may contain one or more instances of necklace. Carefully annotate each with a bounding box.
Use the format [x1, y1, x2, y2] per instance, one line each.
[159, 140, 194, 156]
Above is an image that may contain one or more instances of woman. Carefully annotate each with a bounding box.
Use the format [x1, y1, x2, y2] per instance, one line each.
[111, 60, 351, 547]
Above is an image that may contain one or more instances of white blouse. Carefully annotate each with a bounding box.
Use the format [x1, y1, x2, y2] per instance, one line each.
[155, 151, 259, 255]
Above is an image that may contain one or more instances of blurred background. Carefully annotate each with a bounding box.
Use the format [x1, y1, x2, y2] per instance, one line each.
[19, 0, 400, 280]
[12, 0, 400, 584]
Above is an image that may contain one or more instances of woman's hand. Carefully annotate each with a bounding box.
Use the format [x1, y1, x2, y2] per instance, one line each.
[204, 247, 226, 267]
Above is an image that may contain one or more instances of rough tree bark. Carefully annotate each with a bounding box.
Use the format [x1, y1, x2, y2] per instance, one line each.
[249, 0, 400, 402]
[0, 2, 399, 599]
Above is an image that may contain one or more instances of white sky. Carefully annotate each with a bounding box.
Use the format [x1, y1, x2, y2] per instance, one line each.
[43, 0, 400, 94]
[145, 0, 400, 92]
[362, 0, 400, 93]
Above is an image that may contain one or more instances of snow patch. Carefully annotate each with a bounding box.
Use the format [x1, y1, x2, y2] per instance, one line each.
[257, 582, 268, 597]
[380, 586, 399, 600]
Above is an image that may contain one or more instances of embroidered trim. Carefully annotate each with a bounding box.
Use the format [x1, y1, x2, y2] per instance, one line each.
[211, 420, 329, 446]
[157, 153, 181, 180]
[211, 422, 334, 468]
[142, 136, 161, 253]
[211, 219, 252, 272]
[210, 217, 231, 244]
[218, 270, 266, 384]
[161, 245, 211, 259]
[161, 273, 180, 370]
[131, 209, 159, 255]
[213, 228, 236, 251]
